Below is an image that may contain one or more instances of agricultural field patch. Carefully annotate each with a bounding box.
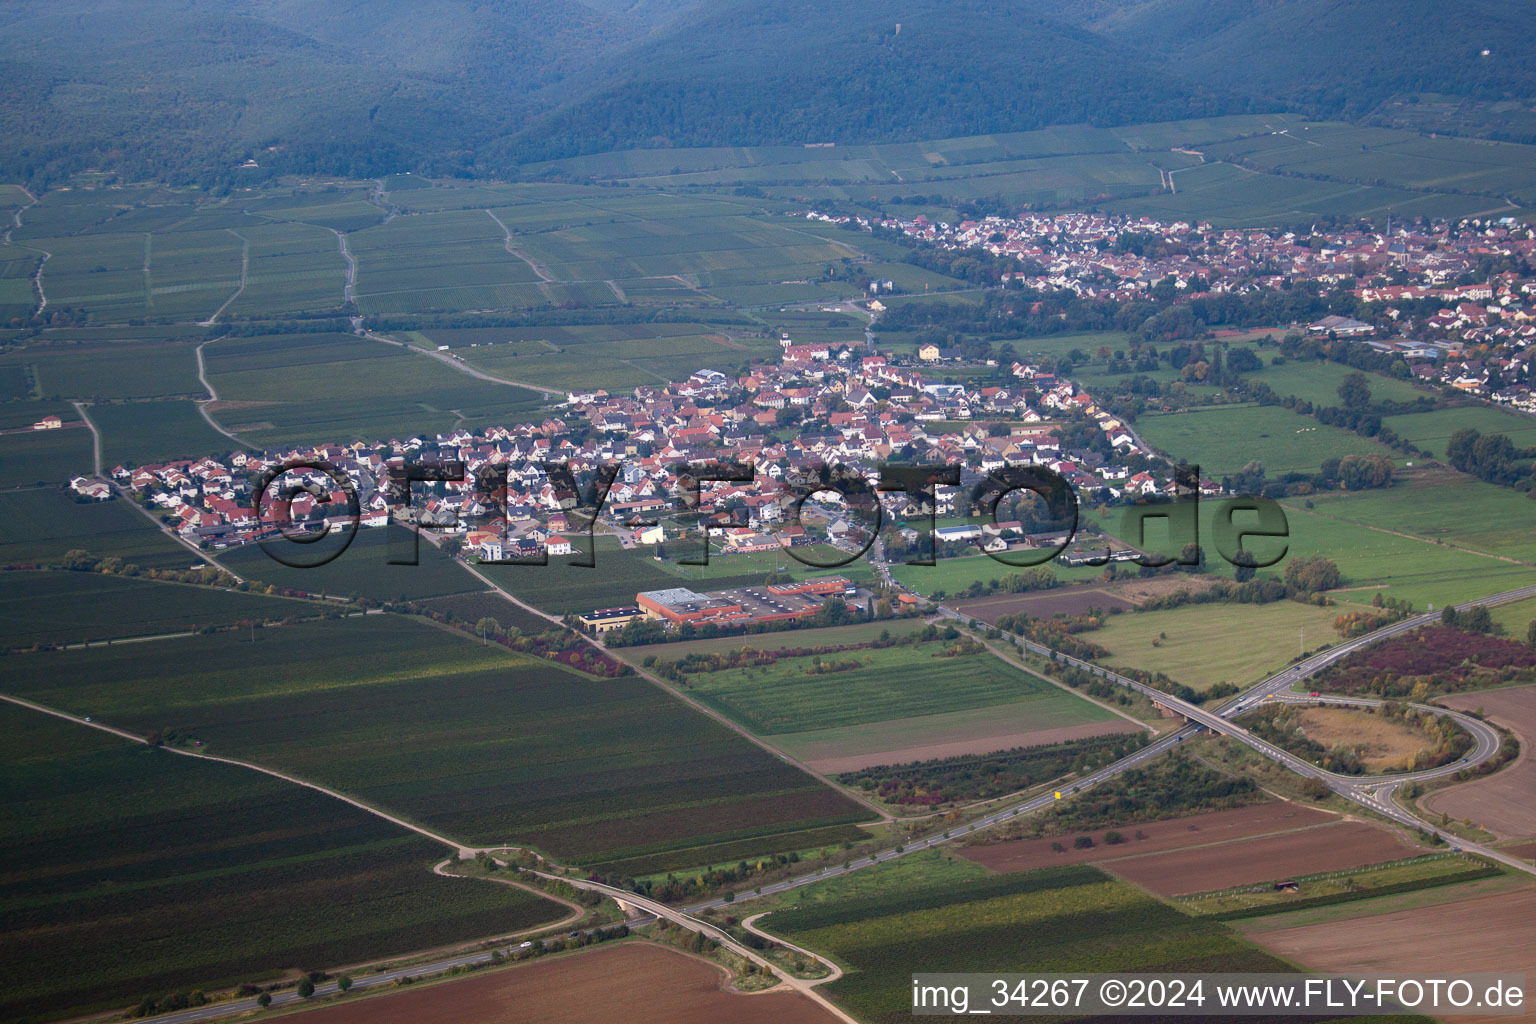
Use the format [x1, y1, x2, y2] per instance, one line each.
[0, 615, 871, 868]
[1087, 599, 1347, 691]
[1243, 355, 1426, 407]
[1277, 500, 1536, 609]
[759, 853, 1298, 1024]
[0, 570, 310, 648]
[219, 526, 480, 602]
[1176, 852, 1500, 919]
[961, 803, 1333, 873]
[836, 729, 1146, 808]
[202, 332, 549, 446]
[1248, 882, 1536, 1024]
[223, 221, 349, 317]
[1288, 467, 1536, 565]
[0, 703, 566, 1024]
[88, 399, 237, 465]
[290, 942, 842, 1024]
[623, 620, 928, 660]
[1425, 684, 1536, 840]
[0, 487, 191, 568]
[3, 339, 203, 399]
[0, 421, 94, 483]
[1382, 405, 1536, 460]
[349, 209, 544, 315]
[1135, 402, 1401, 476]
[476, 535, 767, 615]
[674, 639, 1091, 736]
[779, 702, 1140, 776]
[1106, 820, 1427, 897]
[1102, 158, 1505, 226]
[952, 585, 1137, 624]
[417, 590, 555, 635]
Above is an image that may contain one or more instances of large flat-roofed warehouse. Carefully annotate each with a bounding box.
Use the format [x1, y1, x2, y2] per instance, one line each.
[637, 577, 852, 628]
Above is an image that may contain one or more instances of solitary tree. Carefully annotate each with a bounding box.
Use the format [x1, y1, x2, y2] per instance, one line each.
[337, 975, 353, 993]
[297, 979, 315, 999]
[1338, 371, 1371, 410]
[256, 993, 271, 1009]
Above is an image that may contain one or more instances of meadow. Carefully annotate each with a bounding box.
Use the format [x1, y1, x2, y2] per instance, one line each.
[1088, 600, 1347, 691]
[759, 853, 1300, 1024]
[0, 703, 566, 1023]
[1134, 402, 1402, 476]
[1243, 355, 1426, 408]
[1289, 467, 1536, 565]
[1381, 405, 1536, 459]
[0, 614, 872, 871]
[0, 570, 310, 648]
[1279, 489, 1536, 606]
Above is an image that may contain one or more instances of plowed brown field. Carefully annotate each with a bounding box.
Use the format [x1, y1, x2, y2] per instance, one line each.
[1424, 684, 1536, 839]
[960, 803, 1336, 873]
[291, 943, 841, 1024]
[1107, 820, 1425, 896]
[1252, 884, 1536, 1024]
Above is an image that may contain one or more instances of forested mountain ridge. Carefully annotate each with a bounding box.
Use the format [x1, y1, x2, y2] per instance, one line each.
[2, 0, 1533, 186]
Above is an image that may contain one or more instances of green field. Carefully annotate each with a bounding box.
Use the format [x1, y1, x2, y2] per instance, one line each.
[1288, 468, 1536, 566]
[1089, 600, 1355, 690]
[0, 614, 871, 869]
[202, 332, 548, 447]
[1243, 356, 1426, 408]
[0, 703, 566, 1023]
[1382, 405, 1536, 459]
[0, 488, 192, 569]
[759, 853, 1301, 1024]
[679, 640, 1093, 735]
[1136, 403, 1402, 476]
[0, 570, 311, 648]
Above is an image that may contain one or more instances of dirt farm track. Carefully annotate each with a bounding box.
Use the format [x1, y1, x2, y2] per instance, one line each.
[289, 942, 841, 1024]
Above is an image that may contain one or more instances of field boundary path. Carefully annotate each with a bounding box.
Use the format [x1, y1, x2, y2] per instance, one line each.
[0, 690, 475, 856]
[355, 328, 566, 397]
[484, 208, 557, 283]
[69, 400, 102, 476]
[201, 229, 249, 326]
[193, 337, 250, 447]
